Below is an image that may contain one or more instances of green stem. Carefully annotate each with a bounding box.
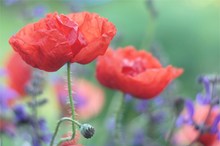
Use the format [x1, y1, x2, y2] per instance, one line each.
[50, 62, 78, 146]
[67, 62, 76, 139]
[31, 96, 42, 145]
[165, 115, 177, 146]
[114, 93, 126, 146]
[57, 118, 82, 146]
[50, 117, 81, 146]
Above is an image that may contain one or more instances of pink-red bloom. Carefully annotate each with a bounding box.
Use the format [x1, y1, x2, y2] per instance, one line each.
[6, 53, 32, 96]
[173, 103, 220, 146]
[54, 78, 105, 120]
[60, 131, 82, 146]
[9, 12, 116, 72]
[96, 46, 183, 99]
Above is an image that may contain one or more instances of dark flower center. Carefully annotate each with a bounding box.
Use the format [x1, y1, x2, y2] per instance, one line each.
[121, 58, 146, 76]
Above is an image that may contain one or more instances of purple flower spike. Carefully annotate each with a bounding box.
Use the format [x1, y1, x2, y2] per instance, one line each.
[3, 0, 19, 6]
[151, 112, 164, 124]
[106, 117, 115, 132]
[0, 85, 18, 112]
[135, 100, 148, 113]
[185, 99, 194, 120]
[196, 76, 212, 105]
[218, 132, 220, 141]
[38, 119, 47, 131]
[38, 119, 51, 143]
[32, 5, 47, 18]
[211, 114, 220, 133]
[198, 76, 211, 94]
[13, 105, 30, 124]
[40, 133, 52, 144]
[176, 100, 195, 127]
[124, 94, 133, 102]
[132, 130, 145, 145]
[196, 93, 211, 105]
[153, 96, 164, 106]
[176, 116, 185, 127]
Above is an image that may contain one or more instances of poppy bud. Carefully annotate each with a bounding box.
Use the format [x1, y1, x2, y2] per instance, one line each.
[80, 124, 95, 139]
[173, 98, 185, 115]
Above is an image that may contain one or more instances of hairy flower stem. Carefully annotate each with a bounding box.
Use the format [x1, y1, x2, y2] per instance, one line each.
[50, 63, 78, 146]
[114, 94, 126, 146]
[67, 62, 76, 139]
[50, 117, 81, 146]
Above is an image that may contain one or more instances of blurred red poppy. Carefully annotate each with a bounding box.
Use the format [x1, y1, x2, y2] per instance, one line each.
[96, 46, 183, 99]
[173, 104, 220, 146]
[73, 79, 105, 120]
[0, 118, 15, 136]
[6, 53, 32, 96]
[60, 131, 82, 146]
[54, 78, 104, 120]
[9, 12, 116, 72]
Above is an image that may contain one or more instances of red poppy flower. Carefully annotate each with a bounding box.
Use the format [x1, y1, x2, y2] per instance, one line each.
[9, 12, 116, 72]
[60, 131, 82, 146]
[0, 118, 15, 136]
[6, 53, 32, 96]
[96, 46, 183, 99]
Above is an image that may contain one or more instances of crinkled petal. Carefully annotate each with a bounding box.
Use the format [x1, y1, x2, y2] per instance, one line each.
[69, 12, 116, 64]
[96, 47, 183, 99]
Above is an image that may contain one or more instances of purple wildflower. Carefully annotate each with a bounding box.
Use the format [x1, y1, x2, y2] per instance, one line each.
[0, 85, 18, 112]
[198, 76, 211, 95]
[106, 117, 115, 133]
[124, 94, 133, 102]
[151, 112, 165, 124]
[211, 114, 220, 133]
[3, 0, 20, 6]
[25, 69, 44, 97]
[176, 99, 194, 127]
[185, 99, 194, 119]
[37, 119, 51, 144]
[196, 76, 212, 104]
[13, 105, 51, 145]
[32, 138, 41, 146]
[32, 5, 47, 18]
[132, 130, 145, 146]
[153, 96, 164, 106]
[13, 105, 30, 124]
[135, 100, 148, 113]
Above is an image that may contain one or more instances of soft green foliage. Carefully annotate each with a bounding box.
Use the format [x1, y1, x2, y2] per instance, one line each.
[0, 0, 219, 145]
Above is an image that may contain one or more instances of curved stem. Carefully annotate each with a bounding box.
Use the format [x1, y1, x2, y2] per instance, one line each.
[50, 117, 81, 146]
[57, 119, 82, 146]
[50, 62, 78, 146]
[114, 93, 126, 146]
[67, 62, 76, 139]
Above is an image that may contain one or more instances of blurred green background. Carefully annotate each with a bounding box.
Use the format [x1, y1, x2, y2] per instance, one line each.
[1, 0, 220, 95]
[0, 0, 220, 145]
